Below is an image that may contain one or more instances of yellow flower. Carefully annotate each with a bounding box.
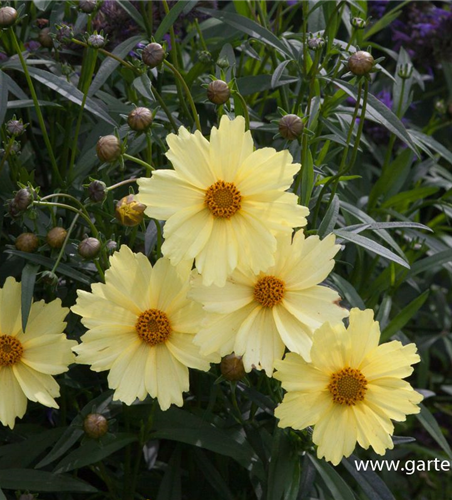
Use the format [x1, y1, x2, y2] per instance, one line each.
[72, 246, 218, 410]
[274, 308, 423, 465]
[137, 115, 308, 287]
[189, 232, 348, 375]
[0, 277, 76, 429]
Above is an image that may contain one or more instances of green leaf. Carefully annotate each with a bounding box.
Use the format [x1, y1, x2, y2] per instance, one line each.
[343, 455, 395, 500]
[0, 71, 7, 126]
[308, 454, 355, 500]
[5, 249, 93, 285]
[380, 290, 429, 341]
[409, 129, 452, 165]
[319, 195, 340, 237]
[334, 230, 410, 269]
[416, 404, 452, 460]
[199, 8, 293, 58]
[381, 187, 439, 210]
[20, 263, 39, 333]
[155, 0, 191, 42]
[157, 447, 182, 500]
[271, 60, 291, 89]
[89, 35, 143, 96]
[117, 0, 146, 29]
[7, 99, 63, 109]
[193, 449, 235, 500]
[236, 74, 298, 96]
[330, 273, 366, 310]
[0, 489, 5, 500]
[407, 250, 452, 279]
[54, 433, 137, 473]
[0, 470, 97, 492]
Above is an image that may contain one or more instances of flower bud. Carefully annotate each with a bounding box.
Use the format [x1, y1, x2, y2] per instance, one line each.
[207, 80, 230, 105]
[83, 413, 109, 439]
[142, 42, 165, 68]
[96, 135, 121, 163]
[78, 237, 101, 259]
[307, 37, 324, 50]
[38, 27, 53, 48]
[78, 0, 98, 13]
[8, 200, 20, 219]
[221, 354, 246, 381]
[0, 7, 17, 28]
[127, 107, 153, 132]
[56, 24, 74, 45]
[348, 51, 374, 76]
[15, 233, 39, 253]
[278, 114, 304, 140]
[115, 194, 146, 227]
[198, 50, 212, 63]
[46, 227, 67, 249]
[397, 63, 413, 80]
[13, 188, 33, 211]
[351, 17, 367, 29]
[106, 240, 117, 253]
[87, 33, 105, 48]
[88, 180, 107, 202]
[6, 119, 25, 136]
[216, 56, 229, 69]
[41, 270, 59, 286]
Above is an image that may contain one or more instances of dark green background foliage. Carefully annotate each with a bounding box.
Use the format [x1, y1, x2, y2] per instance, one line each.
[0, 0, 451, 499]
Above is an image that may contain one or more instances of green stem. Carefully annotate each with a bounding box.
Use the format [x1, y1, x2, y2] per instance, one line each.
[107, 178, 138, 191]
[50, 214, 80, 274]
[10, 28, 63, 185]
[123, 153, 154, 174]
[150, 82, 178, 133]
[164, 60, 201, 131]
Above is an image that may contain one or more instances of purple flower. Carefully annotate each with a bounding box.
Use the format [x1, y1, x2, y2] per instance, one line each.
[25, 40, 41, 52]
[368, 1, 389, 19]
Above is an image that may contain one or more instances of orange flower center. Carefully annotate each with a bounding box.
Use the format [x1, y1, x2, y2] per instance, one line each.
[135, 309, 171, 346]
[0, 335, 23, 366]
[253, 276, 285, 308]
[205, 180, 241, 219]
[328, 367, 367, 406]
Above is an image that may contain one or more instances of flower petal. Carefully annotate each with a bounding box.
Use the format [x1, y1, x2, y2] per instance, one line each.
[166, 332, 217, 370]
[0, 277, 23, 337]
[274, 352, 330, 393]
[12, 362, 60, 408]
[0, 366, 27, 429]
[276, 391, 332, 431]
[21, 334, 76, 375]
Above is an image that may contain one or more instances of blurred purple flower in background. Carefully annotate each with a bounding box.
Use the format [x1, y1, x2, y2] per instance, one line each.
[368, 0, 389, 19]
[25, 40, 41, 52]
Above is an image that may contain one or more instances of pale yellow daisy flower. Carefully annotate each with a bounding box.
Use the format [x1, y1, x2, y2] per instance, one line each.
[72, 246, 218, 410]
[137, 115, 309, 287]
[0, 277, 76, 429]
[274, 308, 423, 465]
[189, 232, 348, 375]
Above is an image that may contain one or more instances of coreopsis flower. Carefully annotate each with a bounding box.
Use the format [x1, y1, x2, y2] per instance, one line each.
[274, 308, 423, 465]
[0, 277, 76, 429]
[189, 232, 347, 375]
[72, 246, 218, 410]
[137, 116, 308, 287]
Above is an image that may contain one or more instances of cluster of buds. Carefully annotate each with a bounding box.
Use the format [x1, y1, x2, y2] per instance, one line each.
[207, 80, 231, 105]
[0, 6, 17, 28]
[141, 42, 166, 68]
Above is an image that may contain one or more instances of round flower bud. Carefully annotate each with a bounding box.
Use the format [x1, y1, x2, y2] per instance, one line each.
[41, 270, 58, 286]
[13, 188, 33, 211]
[221, 354, 246, 381]
[83, 413, 109, 439]
[87, 33, 105, 48]
[348, 51, 374, 76]
[15, 233, 39, 253]
[278, 114, 304, 140]
[78, 0, 97, 13]
[0, 7, 17, 28]
[207, 80, 230, 105]
[56, 24, 74, 45]
[38, 27, 53, 48]
[46, 227, 67, 249]
[6, 119, 25, 136]
[106, 240, 117, 253]
[96, 135, 121, 163]
[88, 180, 107, 202]
[351, 17, 367, 29]
[115, 194, 146, 227]
[78, 237, 101, 259]
[198, 50, 212, 64]
[127, 107, 153, 132]
[8, 200, 20, 219]
[216, 56, 229, 69]
[307, 37, 325, 50]
[142, 42, 165, 68]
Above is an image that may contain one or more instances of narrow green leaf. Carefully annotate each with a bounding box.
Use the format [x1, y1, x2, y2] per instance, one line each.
[0, 489, 5, 500]
[193, 449, 235, 500]
[0, 71, 7, 126]
[318, 195, 340, 237]
[0, 470, 97, 492]
[408, 250, 452, 279]
[236, 74, 298, 95]
[409, 129, 452, 165]
[330, 273, 366, 310]
[308, 454, 355, 500]
[334, 230, 410, 269]
[20, 263, 39, 333]
[7, 99, 63, 109]
[381, 291, 429, 341]
[416, 404, 452, 460]
[157, 447, 182, 500]
[381, 187, 439, 210]
[155, 0, 192, 42]
[271, 60, 291, 89]
[117, 0, 146, 29]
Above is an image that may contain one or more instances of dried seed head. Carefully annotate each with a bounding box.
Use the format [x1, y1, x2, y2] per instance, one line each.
[278, 114, 304, 140]
[0, 7, 18, 28]
[96, 135, 121, 163]
[142, 42, 165, 68]
[115, 195, 146, 227]
[78, 237, 101, 259]
[84, 413, 109, 439]
[127, 107, 153, 132]
[207, 80, 231, 105]
[221, 354, 246, 381]
[46, 227, 67, 249]
[38, 27, 53, 48]
[15, 233, 39, 253]
[348, 51, 374, 76]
